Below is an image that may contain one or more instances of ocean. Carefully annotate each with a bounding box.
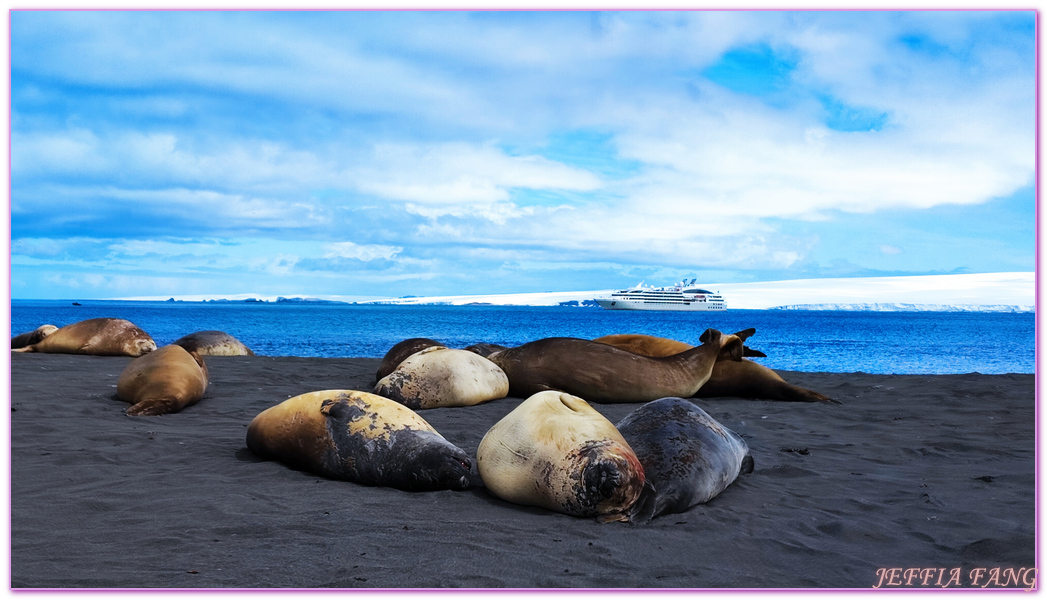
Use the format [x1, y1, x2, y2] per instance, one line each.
[9, 299, 1036, 375]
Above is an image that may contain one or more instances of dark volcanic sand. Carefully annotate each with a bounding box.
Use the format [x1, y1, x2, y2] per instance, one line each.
[9, 353, 1036, 589]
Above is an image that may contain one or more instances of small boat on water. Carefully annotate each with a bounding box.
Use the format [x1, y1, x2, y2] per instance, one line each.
[595, 280, 726, 312]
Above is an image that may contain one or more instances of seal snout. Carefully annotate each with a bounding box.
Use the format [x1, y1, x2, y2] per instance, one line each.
[438, 453, 474, 490]
[585, 459, 623, 500]
[135, 339, 158, 355]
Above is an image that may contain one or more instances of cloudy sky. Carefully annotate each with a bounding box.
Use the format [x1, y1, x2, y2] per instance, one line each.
[9, 10, 1036, 300]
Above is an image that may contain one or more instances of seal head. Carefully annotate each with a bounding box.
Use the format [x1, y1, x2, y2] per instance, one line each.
[11, 324, 58, 349]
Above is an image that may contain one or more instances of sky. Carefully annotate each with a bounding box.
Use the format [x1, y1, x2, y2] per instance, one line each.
[8, 9, 1037, 300]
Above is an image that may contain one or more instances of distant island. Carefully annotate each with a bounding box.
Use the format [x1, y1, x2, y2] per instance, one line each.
[109, 272, 1035, 311]
[770, 303, 1034, 313]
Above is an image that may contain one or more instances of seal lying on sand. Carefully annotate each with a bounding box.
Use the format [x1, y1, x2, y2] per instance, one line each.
[375, 338, 444, 383]
[476, 390, 647, 522]
[117, 344, 209, 416]
[11, 324, 58, 349]
[593, 332, 837, 404]
[616, 397, 753, 524]
[173, 330, 255, 356]
[246, 390, 472, 492]
[13, 318, 156, 357]
[700, 359, 839, 403]
[593, 329, 766, 359]
[486, 329, 743, 403]
[374, 346, 509, 409]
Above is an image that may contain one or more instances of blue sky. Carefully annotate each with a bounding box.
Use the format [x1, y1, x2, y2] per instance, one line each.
[9, 10, 1036, 300]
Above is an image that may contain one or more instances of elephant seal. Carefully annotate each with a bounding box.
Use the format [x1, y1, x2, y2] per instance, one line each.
[593, 332, 837, 403]
[12, 318, 156, 357]
[698, 359, 839, 403]
[476, 390, 648, 521]
[462, 342, 510, 358]
[11, 324, 58, 349]
[117, 344, 209, 416]
[246, 389, 472, 491]
[374, 346, 509, 409]
[375, 337, 444, 383]
[172, 330, 255, 356]
[593, 329, 766, 358]
[486, 329, 743, 403]
[616, 397, 753, 524]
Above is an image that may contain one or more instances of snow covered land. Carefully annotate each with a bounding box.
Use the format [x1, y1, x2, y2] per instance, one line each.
[120, 272, 1035, 312]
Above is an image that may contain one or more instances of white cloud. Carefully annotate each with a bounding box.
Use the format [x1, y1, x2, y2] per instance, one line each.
[324, 241, 402, 261]
[11, 129, 104, 174]
[351, 143, 603, 206]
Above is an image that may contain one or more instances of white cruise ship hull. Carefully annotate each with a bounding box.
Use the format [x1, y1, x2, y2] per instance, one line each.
[595, 298, 726, 312]
[595, 281, 727, 312]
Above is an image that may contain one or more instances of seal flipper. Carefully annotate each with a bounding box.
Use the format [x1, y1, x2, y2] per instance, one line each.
[625, 480, 663, 525]
[697, 329, 720, 344]
[732, 328, 756, 341]
[740, 453, 755, 475]
[778, 383, 842, 405]
[126, 397, 178, 416]
[733, 328, 765, 357]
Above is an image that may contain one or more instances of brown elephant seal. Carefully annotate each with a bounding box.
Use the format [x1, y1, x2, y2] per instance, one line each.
[698, 359, 840, 403]
[486, 329, 743, 403]
[11, 324, 58, 349]
[117, 344, 209, 416]
[172, 330, 255, 356]
[375, 337, 444, 383]
[593, 328, 766, 358]
[476, 390, 648, 521]
[374, 346, 509, 409]
[593, 332, 836, 403]
[616, 397, 753, 524]
[12, 318, 156, 356]
[247, 390, 472, 491]
[462, 342, 510, 358]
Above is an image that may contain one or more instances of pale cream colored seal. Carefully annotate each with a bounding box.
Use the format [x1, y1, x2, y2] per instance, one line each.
[374, 346, 509, 409]
[476, 390, 647, 521]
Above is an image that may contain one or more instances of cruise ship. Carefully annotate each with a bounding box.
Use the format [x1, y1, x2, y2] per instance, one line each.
[595, 280, 727, 312]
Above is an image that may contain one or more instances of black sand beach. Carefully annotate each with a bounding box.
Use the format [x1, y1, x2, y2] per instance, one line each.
[10, 353, 1036, 589]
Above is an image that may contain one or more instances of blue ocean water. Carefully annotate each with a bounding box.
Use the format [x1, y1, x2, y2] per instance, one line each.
[9, 300, 1036, 375]
[10, 299, 1038, 374]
